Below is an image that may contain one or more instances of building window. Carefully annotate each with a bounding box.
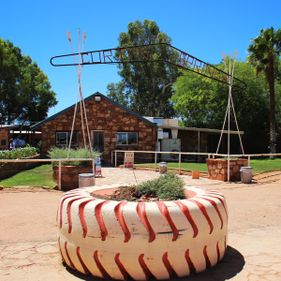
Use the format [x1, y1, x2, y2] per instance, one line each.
[116, 132, 138, 145]
[1, 139, 7, 146]
[55, 131, 79, 147]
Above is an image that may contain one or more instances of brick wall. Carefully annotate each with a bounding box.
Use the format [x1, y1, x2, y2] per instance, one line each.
[39, 95, 157, 163]
[206, 158, 248, 181]
[0, 128, 9, 150]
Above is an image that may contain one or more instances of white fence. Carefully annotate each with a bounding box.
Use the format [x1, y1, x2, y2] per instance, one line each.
[113, 149, 281, 173]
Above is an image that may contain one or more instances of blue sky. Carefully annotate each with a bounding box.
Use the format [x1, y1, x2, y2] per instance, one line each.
[1, 0, 280, 117]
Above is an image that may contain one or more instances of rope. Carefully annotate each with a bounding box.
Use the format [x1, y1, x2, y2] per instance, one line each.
[66, 30, 93, 157]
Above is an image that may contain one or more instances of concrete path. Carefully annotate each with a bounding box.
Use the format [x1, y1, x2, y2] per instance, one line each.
[0, 168, 281, 280]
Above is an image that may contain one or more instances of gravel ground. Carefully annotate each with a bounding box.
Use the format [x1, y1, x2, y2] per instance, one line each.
[0, 167, 281, 281]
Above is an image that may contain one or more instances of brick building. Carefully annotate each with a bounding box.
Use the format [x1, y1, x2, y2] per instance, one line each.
[31, 92, 157, 163]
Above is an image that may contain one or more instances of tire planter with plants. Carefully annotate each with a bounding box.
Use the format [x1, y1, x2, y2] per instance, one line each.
[57, 184, 228, 280]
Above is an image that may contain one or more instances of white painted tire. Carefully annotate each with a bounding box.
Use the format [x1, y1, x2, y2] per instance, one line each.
[57, 185, 228, 280]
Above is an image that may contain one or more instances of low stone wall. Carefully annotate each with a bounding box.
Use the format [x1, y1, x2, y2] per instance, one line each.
[53, 165, 93, 190]
[0, 155, 40, 180]
[206, 158, 248, 181]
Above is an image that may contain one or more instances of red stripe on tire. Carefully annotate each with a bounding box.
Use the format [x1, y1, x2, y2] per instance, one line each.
[95, 201, 109, 241]
[203, 245, 211, 268]
[205, 194, 228, 215]
[59, 194, 81, 228]
[184, 249, 196, 273]
[190, 199, 214, 234]
[114, 201, 131, 242]
[201, 198, 224, 229]
[162, 252, 178, 278]
[58, 237, 66, 263]
[67, 197, 85, 234]
[76, 247, 89, 274]
[136, 202, 156, 243]
[78, 199, 95, 238]
[156, 201, 179, 241]
[115, 253, 133, 280]
[138, 253, 156, 280]
[216, 242, 220, 263]
[93, 250, 112, 279]
[174, 201, 199, 238]
[64, 241, 75, 269]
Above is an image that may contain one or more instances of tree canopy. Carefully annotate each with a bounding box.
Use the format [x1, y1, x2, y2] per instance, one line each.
[248, 27, 281, 153]
[0, 38, 57, 125]
[172, 61, 271, 152]
[107, 20, 179, 117]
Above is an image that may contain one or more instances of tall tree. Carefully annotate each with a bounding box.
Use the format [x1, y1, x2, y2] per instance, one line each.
[107, 20, 179, 117]
[0, 38, 57, 125]
[172, 61, 269, 153]
[248, 27, 281, 154]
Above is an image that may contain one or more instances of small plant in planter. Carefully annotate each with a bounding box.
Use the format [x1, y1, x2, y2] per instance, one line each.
[107, 173, 186, 201]
[48, 147, 99, 190]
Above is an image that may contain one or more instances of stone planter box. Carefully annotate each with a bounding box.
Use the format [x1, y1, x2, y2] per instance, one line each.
[206, 158, 248, 181]
[0, 154, 40, 180]
[57, 185, 228, 280]
[53, 165, 92, 190]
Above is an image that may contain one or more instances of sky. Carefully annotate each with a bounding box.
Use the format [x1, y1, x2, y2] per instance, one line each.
[1, 0, 281, 117]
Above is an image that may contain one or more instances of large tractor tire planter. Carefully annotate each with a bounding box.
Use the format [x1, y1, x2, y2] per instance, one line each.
[57, 185, 228, 280]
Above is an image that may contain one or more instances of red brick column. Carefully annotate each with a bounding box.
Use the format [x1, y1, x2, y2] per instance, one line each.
[206, 158, 248, 181]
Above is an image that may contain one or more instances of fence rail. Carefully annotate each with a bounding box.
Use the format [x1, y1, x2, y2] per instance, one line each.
[113, 150, 281, 179]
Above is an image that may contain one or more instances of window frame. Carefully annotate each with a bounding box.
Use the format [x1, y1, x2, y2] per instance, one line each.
[116, 132, 138, 146]
[55, 131, 79, 147]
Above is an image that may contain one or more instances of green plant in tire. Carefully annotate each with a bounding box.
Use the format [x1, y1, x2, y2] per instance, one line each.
[137, 173, 185, 200]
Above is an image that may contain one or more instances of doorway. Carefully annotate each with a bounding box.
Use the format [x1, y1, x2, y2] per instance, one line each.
[92, 130, 104, 153]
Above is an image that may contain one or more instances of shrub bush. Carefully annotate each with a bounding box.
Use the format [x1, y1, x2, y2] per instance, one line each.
[138, 173, 185, 200]
[48, 147, 100, 167]
[0, 145, 38, 159]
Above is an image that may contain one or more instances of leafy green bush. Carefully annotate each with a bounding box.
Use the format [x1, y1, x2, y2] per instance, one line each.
[48, 147, 100, 167]
[0, 145, 38, 159]
[137, 173, 185, 200]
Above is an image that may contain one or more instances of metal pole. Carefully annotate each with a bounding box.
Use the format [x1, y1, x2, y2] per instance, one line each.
[115, 151, 117, 167]
[58, 160, 62, 190]
[154, 152, 157, 171]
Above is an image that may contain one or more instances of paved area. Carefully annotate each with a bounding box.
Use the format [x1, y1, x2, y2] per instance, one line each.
[0, 167, 281, 280]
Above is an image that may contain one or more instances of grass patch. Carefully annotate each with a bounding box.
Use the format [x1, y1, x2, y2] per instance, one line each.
[136, 158, 281, 174]
[136, 162, 208, 172]
[0, 164, 56, 188]
[250, 158, 281, 173]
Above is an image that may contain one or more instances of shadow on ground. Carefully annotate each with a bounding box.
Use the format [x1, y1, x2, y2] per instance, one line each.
[66, 246, 245, 281]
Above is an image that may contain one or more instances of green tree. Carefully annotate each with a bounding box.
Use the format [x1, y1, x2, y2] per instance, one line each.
[107, 81, 128, 107]
[0, 38, 57, 125]
[248, 27, 281, 154]
[172, 61, 269, 152]
[107, 20, 179, 117]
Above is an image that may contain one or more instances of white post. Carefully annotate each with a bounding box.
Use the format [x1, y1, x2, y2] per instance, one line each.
[179, 153, 182, 174]
[58, 160, 62, 190]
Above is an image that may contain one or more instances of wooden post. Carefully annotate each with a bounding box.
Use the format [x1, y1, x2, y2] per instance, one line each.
[58, 160, 62, 191]
[179, 153, 181, 174]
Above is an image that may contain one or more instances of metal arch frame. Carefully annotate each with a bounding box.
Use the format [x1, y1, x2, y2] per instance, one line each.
[50, 43, 246, 88]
